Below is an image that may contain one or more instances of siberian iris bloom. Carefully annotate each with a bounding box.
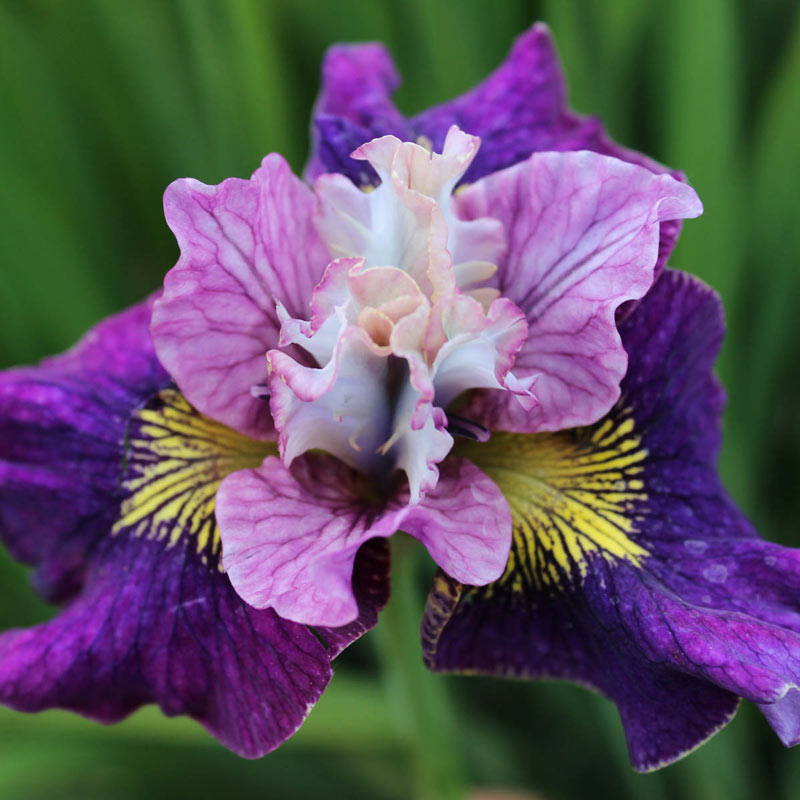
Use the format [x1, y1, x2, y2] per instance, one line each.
[1, 23, 799, 772]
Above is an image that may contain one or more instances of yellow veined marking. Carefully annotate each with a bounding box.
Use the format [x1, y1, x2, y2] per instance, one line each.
[113, 390, 275, 564]
[458, 411, 649, 591]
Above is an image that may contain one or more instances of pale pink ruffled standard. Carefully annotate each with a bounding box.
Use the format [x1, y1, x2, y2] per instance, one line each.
[270, 128, 535, 503]
[152, 125, 701, 627]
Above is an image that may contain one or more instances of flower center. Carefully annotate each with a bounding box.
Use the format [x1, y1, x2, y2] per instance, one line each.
[267, 126, 534, 502]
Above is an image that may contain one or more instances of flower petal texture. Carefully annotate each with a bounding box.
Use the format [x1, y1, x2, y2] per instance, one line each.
[218, 455, 511, 627]
[308, 23, 686, 286]
[456, 150, 703, 433]
[759, 690, 800, 747]
[271, 129, 531, 502]
[422, 270, 800, 771]
[151, 154, 330, 441]
[0, 299, 389, 756]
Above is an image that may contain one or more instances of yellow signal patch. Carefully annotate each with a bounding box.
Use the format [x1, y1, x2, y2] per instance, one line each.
[458, 411, 648, 591]
[113, 390, 275, 562]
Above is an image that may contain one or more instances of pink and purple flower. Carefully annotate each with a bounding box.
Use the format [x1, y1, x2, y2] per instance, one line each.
[1, 24, 799, 770]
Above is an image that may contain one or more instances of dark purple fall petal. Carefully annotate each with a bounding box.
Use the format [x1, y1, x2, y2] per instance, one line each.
[0, 300, 389, 756]
[0, 297, 168, 602]
[0, 535, 328, 756]
[422, 270, 800, 770]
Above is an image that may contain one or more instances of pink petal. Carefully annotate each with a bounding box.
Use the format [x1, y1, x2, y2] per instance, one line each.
[217, 455, 511, 627]
[151, 154, 330, 440]
[400, 457, 512, 585]
[456, 150, 703, 433]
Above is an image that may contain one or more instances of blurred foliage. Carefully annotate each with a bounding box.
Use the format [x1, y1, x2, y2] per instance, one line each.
[1, 0, 799, 798]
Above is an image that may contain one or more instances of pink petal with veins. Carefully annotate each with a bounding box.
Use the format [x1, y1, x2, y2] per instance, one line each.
[152, 155, 330, 439]
[457, 150, 703, 433]
[218, 455, 511, 626]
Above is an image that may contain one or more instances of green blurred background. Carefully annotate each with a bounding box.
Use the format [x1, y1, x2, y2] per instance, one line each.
[1, 0, 799, 797]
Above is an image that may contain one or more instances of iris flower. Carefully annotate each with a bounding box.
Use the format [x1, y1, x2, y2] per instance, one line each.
[1, 24, 798, 771]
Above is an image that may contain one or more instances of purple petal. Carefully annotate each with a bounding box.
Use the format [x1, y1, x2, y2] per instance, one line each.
[457, 151, 702, 433]
[310, 115, 389, 186]
[0, 535, 332, 757]
[0, 302, 389, 756]
[305, 43, 413, 182]
[412, 23, 577, 184]
[0, 296, 167, 601]
[218, 454, 511, 627]
[423, 567, 741, 773]
[422, 270, 800, 769]
[0, 526, 388, 756]
[151, 154, 330, 440]
[411, 25, 678, 182]
[760, 690, 800, 747]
